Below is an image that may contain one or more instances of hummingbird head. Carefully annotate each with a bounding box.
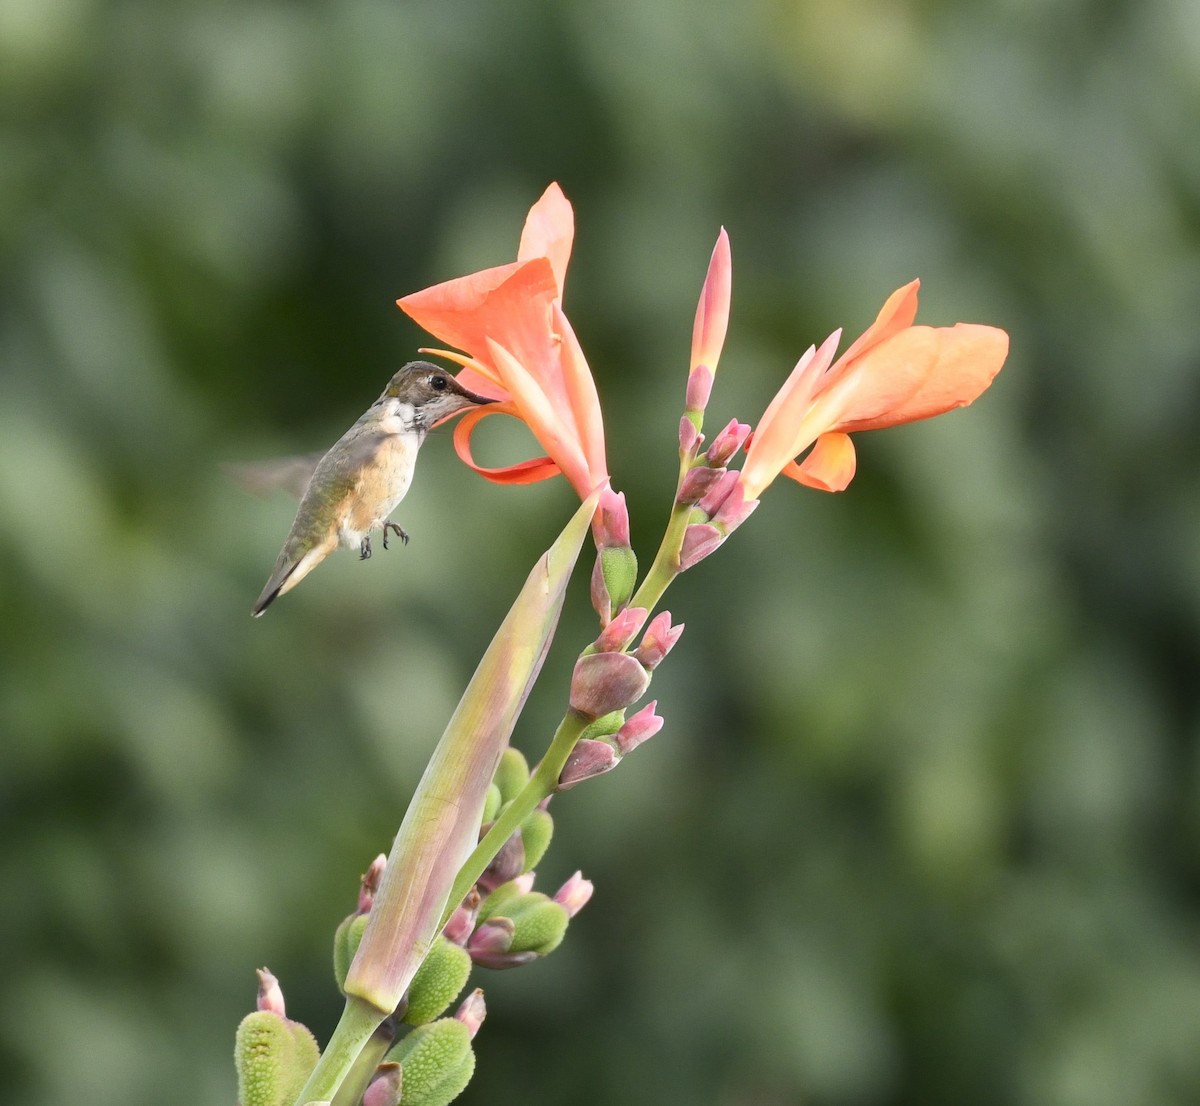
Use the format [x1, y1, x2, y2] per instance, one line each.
[381, 360, 496, 430]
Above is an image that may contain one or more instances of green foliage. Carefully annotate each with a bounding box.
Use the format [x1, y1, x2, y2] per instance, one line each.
[5, 0, 1200, 1104]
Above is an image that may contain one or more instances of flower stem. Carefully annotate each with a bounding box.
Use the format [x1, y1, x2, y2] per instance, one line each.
[292, 995, 388, 1106]
[440, 708, 591, 926]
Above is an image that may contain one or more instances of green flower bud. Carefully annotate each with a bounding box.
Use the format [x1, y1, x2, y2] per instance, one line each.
[234, 1011, 320, 1106]
[333, 913, 370, 992]
[579, 710, 625, 741]
[506, 892, 570, 957]
[403, 937, 472, 1027]
[386, 1019, 475, 1106]
[519, 808, 554, 872]
[481, 782, 503, 824]
[492, 747, 529, 805]
[600, 545, 638, 613]
[476, 877, 527, 924]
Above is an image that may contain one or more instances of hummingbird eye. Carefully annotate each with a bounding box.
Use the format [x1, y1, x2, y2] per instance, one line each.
[428, 374, 448, 392]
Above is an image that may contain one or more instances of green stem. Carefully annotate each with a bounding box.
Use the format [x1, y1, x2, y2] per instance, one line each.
[329, 1017, 397, 1106]
[293, 995, 387, 1106]
[440, 709, 591, 927]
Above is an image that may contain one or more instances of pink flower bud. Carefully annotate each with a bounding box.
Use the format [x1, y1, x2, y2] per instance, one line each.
[597, 488, 631, 549]
[679, 524, 725, 570]
[696, 468, 739, 518]
[358, 854, 387, 913]
[557, 739, 618, 790]
[455, 988, 487, 1039]
[256, 968, 286, 1017]
[690, 229, 731, 382]
[513, 871, 536, 894]
[467, 917, 515, 959]
[634, 613, 683, 671]
[442, 891, 481, 946]
[477, 830, 525, 894]
[570, 652, 651, 718]
[711, 480, 759, 534]
[679, 416, 702, 459]
[705, 419, 751, 467]
[676, 465, 725, 507]
[553, 871, 595, 917]
[594, 606, 648, 652]
[362, 1064, 403, 1106]
[615, 701, 664, 755]
[685, 363, 714, 412]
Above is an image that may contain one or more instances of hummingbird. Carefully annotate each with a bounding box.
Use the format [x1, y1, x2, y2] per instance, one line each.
[251, 360, 494, 617]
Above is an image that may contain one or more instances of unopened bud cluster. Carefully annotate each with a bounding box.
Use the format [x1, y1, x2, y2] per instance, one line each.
[675, 416, 757, 570]
[233, 969, 321, 1106]
[591, 488, 638, 624]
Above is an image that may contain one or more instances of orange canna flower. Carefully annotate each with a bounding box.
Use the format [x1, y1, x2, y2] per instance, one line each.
[397, 184, 609, 502]
[738, 280, 1009, 499]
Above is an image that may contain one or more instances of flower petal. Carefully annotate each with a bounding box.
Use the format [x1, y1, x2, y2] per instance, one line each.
[452, 405, 562, 485]
[518, 183, 574, 294]
[783, 432, 857, 492]
[820, 325, 942, 431]
[552, 303, 608, 483]
[835, 279, 921, 368]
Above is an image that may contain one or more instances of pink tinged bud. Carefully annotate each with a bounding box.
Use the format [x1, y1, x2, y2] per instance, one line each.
[696, 468, 740, 518]
[362, 1064, 403, 1106]
[685, 363, 715, 412]
[570, 652, 652, 718]
[442, 892, 480, 946]
[615, 701, 664, 755]
[679, 524, 725, 570]
[597, 488, 631, 549]
[635, 613, 683, 671]
[467, 917, 514, 959]
[711, 479, 759, 534]
[477, 830, 525, 894]
[594, 606, 648, 652]
[256, 968, 286, 1017]
[676, 465, 726, 507]
[679, 416, 702, 459]
[513, 871, 537, 894]
[358, 854, 387, 913]
[553, 871, 595, 917]
[705, 420, 752, 467]
[455, 988, 487, 1039]
[557, 739, 619, 790]
[690, 229, 732, 380]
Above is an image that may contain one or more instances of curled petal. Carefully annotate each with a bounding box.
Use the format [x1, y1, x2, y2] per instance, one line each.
[783, 432, 857, 492]
[452, 404, 562, 486]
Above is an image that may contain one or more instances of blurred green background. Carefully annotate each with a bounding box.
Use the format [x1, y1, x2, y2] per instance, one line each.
[4, 0, 1200, 1103]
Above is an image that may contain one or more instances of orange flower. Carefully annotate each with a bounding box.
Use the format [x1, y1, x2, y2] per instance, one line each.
[397, 184, 608, 502]
[739, 280, 1009, 498]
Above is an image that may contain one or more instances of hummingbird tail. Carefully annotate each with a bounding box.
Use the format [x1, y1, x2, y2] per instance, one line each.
[251, 538, 336, 617]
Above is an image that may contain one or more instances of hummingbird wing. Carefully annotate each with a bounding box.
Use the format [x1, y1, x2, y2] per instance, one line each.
[223, 450, 327, 500]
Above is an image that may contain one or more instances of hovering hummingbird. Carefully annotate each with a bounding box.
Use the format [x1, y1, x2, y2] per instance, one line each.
[250, 361, 494, 617]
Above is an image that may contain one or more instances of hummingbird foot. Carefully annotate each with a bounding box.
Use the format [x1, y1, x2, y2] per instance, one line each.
[383, 521, 410, 550]
[359, 535, 373, 560]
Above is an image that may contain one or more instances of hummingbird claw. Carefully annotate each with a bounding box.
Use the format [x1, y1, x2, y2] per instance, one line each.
[360, 535, 373, 560]
[383, 521, 410, 550]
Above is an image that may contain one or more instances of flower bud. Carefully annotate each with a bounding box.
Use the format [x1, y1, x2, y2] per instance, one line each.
[615, 701, 664, 756]
[234, 1007, 320, 1106]
[467, 917, 514, 960]
[491, 747, 529, 806]
[685, 363, 714, 412]
[519, 807, 554, 872]
[256, 967, 286, 1017]
[455, 989, 487, 1039]
[591, 489, 637, 621]
[481, 782, 502, 824]
[358, 854, 387, 913]
[679, 416, 702, 460]
[402, 936, 472, 1027]
[690, 229, 731, 382]
[363, 1064, 403, 1106]
[553, 871, 594, 917]
[333, 912, 371, 992]
[696, 468, 740, 518]
[441, 891, 480, 947]
[386, 1018, 476, 1106]
[678, 524, 724, 571]
[569, 652, 651, 718]
[593, 606, 648, 652]
[676, 465, 726, 507]
[705, 419, 751, 466]
[505, 892, 570, 957]
[634, 613, 683, 671]
[477, 829, 525, 894]
[710, 479, 758, 534]
[557, 738, 618, 790]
